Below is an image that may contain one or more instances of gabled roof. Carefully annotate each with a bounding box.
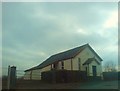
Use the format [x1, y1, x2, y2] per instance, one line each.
[25, 44, 102, 72]
[83, 57, 100, 65]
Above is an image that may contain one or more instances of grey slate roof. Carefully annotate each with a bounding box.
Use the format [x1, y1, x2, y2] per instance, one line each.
[25, 44, 102, 72]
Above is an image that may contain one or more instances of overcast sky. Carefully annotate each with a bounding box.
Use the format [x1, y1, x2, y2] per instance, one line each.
[2, 2, 118, 75]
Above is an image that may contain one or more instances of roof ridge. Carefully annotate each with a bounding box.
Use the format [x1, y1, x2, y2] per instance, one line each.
[51, 43, 88, 56]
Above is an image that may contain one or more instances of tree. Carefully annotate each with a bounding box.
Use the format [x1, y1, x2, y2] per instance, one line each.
[103, 61, 117, 72]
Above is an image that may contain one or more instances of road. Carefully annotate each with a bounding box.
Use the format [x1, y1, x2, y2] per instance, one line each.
[76, 80, 118, 89]
[16, 80, 119, 89]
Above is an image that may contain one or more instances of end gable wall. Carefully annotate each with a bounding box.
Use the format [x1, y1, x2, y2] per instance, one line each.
[72, 46, 102, 76]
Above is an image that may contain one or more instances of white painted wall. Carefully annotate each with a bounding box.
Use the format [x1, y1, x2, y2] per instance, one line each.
[24, 65, 51, 80]
[24, 71, 31, 80]
[57, 62, 61, 69]
[31, 69, 41, 80]
[41, 65, 51, 72]
[64, 59, 72, 70]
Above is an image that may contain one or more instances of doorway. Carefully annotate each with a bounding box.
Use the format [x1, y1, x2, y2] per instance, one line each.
[92, 66, 97, 76]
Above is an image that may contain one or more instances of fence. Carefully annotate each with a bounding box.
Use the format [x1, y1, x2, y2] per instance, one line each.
[2, 66, 43, 90]
[2, 66, 25, 89]
[103, 72, 119, 80]
[2, 66, 25, 79]
[41, 70, 87, 83]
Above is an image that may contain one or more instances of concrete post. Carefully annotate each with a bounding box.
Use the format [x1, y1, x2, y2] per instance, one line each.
[7, 66, 16, 89]
[7, 65, 10, 89]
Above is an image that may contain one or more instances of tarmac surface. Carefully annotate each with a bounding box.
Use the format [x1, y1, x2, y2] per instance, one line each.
[16, 80, 119, 89]
[2, 80, 119, 90]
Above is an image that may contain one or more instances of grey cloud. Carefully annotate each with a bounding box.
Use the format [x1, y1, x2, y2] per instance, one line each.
[2, 2, 118, 74]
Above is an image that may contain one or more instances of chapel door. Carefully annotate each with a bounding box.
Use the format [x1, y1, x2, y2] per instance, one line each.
[92, 66, 97, 77]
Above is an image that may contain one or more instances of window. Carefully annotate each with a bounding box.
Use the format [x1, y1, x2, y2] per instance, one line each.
[78, 58, 81, 70]
[53, 64, 56, 69]
[86, 67, 87, 75]
[61, 61, 64, 69]
[51, 64, 53, 70]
